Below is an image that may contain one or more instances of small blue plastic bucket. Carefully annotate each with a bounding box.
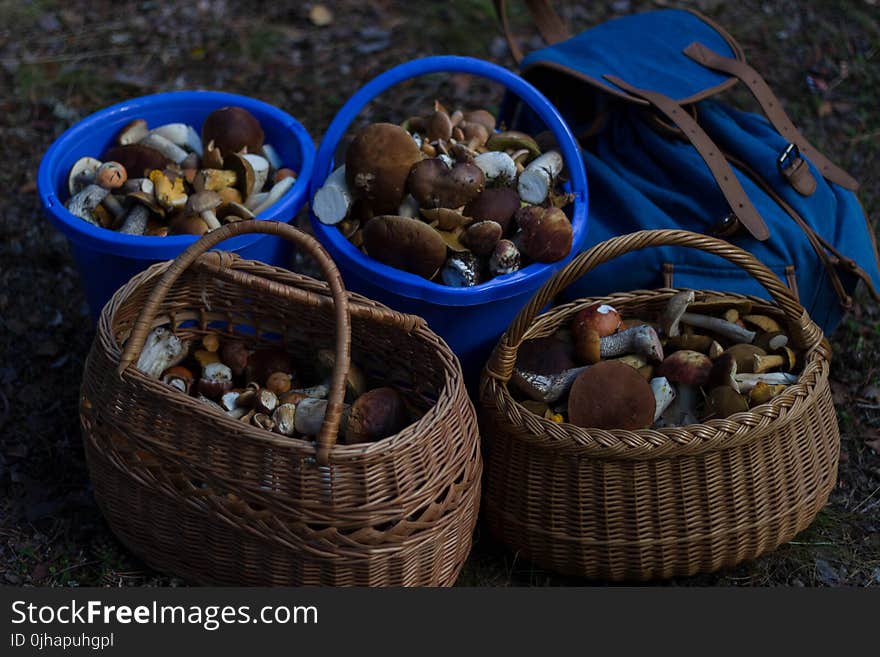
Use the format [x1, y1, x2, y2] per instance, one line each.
[309, 56, 589, 385]
[37, 91, 315, 318]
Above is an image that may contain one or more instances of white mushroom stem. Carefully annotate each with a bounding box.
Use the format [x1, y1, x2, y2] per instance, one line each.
[518, 150, 563, 204]
[149, 123, 202, 155]
[261, 143, 283, 171]
[292, 383, 329, 399]
[650, 377, 676, 422]
[140, 132, 188, 164]
[474, 151, 516, 184]
[675, 384, 699, 426]
[244, 192, 269, 211]
[600, 325, 665, 362]
[680, 312, 757, 343]
[734, 372, 797, 392]
[135, 327, 189, 378]
[398, 194, 420, 218]
[661, 290, 695, 337]
[243, 154, 270, 193]
[251, 176, 294, 215]
[119, 204, 149, 235]
[66, 184, 110, 225]
[438, 153, 456, 169]
[200, 209, 222, 231]
[512, 365, 589, 403]
[294, 398, 350, 436]
[313, 165, 351, 225]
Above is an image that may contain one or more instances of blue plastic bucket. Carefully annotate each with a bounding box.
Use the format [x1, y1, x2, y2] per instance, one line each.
[309, 56, 589, 385]
[37, 91, 315, 318]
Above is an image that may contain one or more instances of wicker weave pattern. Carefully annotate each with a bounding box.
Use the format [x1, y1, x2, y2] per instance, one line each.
[479, 230, 839, 580]
[80, 221, 482, 586]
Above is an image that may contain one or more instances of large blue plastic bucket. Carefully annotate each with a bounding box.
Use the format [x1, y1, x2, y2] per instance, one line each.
[309, 56, 589, 385]
[37, 91, 315, 318]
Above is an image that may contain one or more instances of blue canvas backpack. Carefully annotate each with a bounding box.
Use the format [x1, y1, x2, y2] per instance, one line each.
[495, 1, 880, 332]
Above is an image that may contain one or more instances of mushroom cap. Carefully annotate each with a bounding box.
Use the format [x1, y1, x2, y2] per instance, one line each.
[226, 152, 256, 200]
[344, 387, 407, 444]
[346, 123, 423, 214]
[95, 161, 127, 189]
[721, 343, 766, 374]
[220, 341, 250, 377]
[169, 214, 209, 236]
[515, 206, 573, 263]
[706, 386, 749, 419]
[426, 110, 453, 142]
[102, 143, 171, 178]
[462, 109, 496, 133]
[363, 215, 447, 279]
[127, 190, 165, 216]
[186, 190, 222, 214]
[572, 303, 621, 339]
[246, 348, 292, 386]
[201, 106, 264, 156]
[463, 220, 503, 256]
[463, 187, 520, 233]
[567, 360, 655, 429]
[420, 207, 470, 231]
[488, 239, 520, 276]
[486, 130, 541, 157]
[516, 334, 575, 376]
[661, 290, 695, 337]
[656, 349, 712, 386]
[68, 156, 102, 195]
[407, 159, 485, 209]
[707, 352, 739, 391]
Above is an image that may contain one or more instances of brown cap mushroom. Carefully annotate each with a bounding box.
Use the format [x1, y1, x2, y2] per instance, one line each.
[516, 334, 575, 376]
[706, 386, 749, 419]
[186, 191, 222, 231]
[102, 143, 171, 178]
[463, 187, 521, 233]
[567, 360, 655, 429]
[721, 344, 766, 374]
[201, 106, 264, 156]
[463, 220, 503, 256]
[346, 123, 423, 214]
[407, 159, 485, 209]
[344, 387, 407, 444]
[362, 215, 447, 279]
[656, 350, 712, 425]
[572, 303, 622, 341]
[515, 206, 573, 263]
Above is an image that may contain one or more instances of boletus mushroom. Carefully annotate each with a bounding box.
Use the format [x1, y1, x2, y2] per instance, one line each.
[201, 106, 264, 156]
[567, 360, 655, 429]
[515, 206, 572, 263]
[344, 387, 407, 444]
[362, 215, 447, 279]
[346, 123, 423, 214]
[407, 159, 485, 209]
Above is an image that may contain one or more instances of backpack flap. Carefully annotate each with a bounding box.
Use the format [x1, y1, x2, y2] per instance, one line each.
[521, 9, 743, 106]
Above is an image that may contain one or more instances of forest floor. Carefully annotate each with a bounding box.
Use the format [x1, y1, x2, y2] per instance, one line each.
[1, 0, 878, 586]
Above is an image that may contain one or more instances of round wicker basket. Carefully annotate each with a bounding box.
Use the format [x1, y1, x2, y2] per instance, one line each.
[479, 230, 838, 581]
[80, 220, 481, 586]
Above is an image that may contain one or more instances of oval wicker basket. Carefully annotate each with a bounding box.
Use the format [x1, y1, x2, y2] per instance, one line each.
[479, 230, 839, 581]
[80, 220, 482, 586]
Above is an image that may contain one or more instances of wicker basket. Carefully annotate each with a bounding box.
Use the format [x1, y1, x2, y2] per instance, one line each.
[80, 220, 481, 586]
[479, 230, 838, 581]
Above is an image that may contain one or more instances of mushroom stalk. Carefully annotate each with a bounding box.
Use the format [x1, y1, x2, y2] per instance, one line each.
[734, 372, 797, 392]
[661, 290, 695, 337]
[512, 365, 589, 404]
[675, 384, 699, 426]
[313, 165, 352, 225]
[294, 398, 350, 436]
[140, 132, 188, 164]
[680, 312, 756, 343]
[135, 327, 189, 378]
[250, 176, 294, 216]
[149, 123, 202, 155]
[118, 204, 149, 235]
[600, 325, 665, 362]
[518, 150, 563, 204]
[66, 184, 110, 225]
[474, 151, 517, 185]
[650, 377, 676, 422]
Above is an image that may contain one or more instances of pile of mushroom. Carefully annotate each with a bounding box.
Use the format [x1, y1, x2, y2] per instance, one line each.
[64, 106, 297, 236]
[510, 293, 801, 429]
[134, 326, 410, 444]
[313, 101, 574, 286]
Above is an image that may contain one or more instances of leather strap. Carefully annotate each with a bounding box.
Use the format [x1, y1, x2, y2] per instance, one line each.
[493, 0, 571, 63]
[684, 42, 860, 191]
[605, 74, 770, 241]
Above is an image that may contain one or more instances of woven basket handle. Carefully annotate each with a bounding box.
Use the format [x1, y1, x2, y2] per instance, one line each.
[119, 220, 358, 465]
[488, 229, 824, 380]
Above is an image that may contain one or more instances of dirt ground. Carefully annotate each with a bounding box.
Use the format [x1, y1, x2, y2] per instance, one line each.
[1, 0, 878, 587]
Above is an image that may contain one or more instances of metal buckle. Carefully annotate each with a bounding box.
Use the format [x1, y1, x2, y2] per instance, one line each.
[710, 213, 741, 238]
[777, 143, 801, 172]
